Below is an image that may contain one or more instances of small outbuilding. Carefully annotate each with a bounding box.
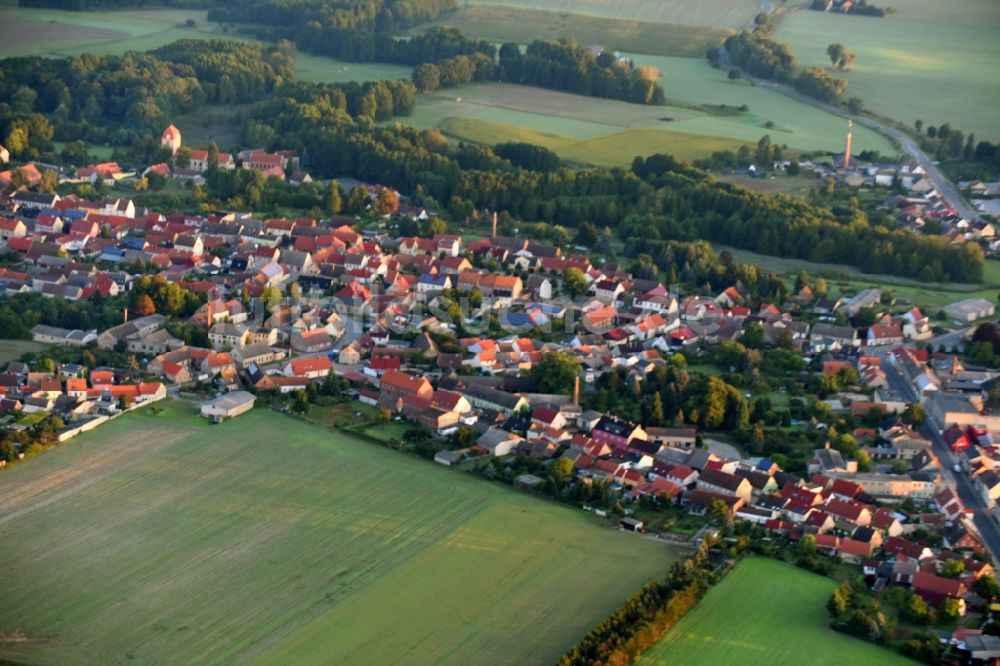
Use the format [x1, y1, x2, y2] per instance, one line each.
[514, 473, 545, 491]
[434, 449, 465, 466]
[620, 517, 644, 532]
[200, 391, 256, 421]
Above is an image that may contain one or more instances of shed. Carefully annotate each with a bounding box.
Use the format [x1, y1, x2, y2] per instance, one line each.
[620, 517, 644, 532]
[514, 473, 545, 491]
[434, 449, 465, 467]
[200, 391, 256, 421]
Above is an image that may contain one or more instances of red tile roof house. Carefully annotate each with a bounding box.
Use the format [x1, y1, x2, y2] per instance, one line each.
[378, 369, 433, 404]
[884, 537, 934, 562]
[659, 465, 698, 487]
[837, 537, 874, 562]
[366, 355, 402, 376]
[629, 478, 683, 504]
[912, 571, 967, 614]
[824, 498, 873, 527]
[284, 355, 331, 380]
[696, 469, 753, 503]
[814, 534, 840, 555]
[531, 406, 566, 430]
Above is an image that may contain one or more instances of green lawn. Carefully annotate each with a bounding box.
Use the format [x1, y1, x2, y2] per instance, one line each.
[0, 400, 677, 666]
[413, 5, 732, 58]
[776, 0, 1000, 141]
[638, 557, 914, 665]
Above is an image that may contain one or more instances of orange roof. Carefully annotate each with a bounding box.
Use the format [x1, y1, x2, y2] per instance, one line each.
[65, 378, 88, 392]
[380, 369, 430, 393]
[290, 356, 331, 375]
[205, 352, 234, 368]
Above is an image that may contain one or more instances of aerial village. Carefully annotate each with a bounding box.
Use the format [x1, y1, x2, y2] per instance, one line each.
[4, 125, 1000, 649]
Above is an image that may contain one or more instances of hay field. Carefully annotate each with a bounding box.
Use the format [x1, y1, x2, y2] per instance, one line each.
[441, 117, 750, 166]
[0, 401, 676, 665]
[637, 557, 914, 665]
[466, 0, 762, 28]
[409, 81, 895, 157]
[413, 5, 732, 57]
[776, 0, 1000, 141]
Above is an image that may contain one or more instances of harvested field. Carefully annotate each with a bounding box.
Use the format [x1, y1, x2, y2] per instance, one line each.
[0, 401, 678, 665]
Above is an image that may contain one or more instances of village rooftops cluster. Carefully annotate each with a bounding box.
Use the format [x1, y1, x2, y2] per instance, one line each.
[0, 360, 166, 464]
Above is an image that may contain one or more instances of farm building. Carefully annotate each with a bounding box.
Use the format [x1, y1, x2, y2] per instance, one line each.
[942, 298, 995, 323]
[200, 391, 256, 421]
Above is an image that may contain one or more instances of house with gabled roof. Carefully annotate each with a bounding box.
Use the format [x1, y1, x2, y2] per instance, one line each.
[696, 469, 753, 503]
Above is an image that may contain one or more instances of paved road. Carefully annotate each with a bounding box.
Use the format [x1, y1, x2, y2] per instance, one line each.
[719, 46, 980, 223]
[873, 349, 1000, 560]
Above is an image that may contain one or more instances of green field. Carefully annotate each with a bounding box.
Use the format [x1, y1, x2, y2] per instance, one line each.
[415, 5, 732, 57]
[776, 0, 1000, 141]
[410, 80, 895, 158]
[0, 339, 46, 365]
[466, 0, 762, 28]
[0, 2, 412, 86]
[0, 1, 902, 165]
[638, 557, 914, 665]
[716, 243, 1000, 312]
[0, 401, 677, 665]
[440, 117, 751, 166]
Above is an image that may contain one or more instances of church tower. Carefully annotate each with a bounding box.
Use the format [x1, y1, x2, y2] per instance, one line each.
[161, 124, 182, 156]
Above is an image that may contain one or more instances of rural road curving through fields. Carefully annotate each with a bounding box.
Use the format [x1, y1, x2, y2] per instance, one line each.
[719, 46, 981, 223]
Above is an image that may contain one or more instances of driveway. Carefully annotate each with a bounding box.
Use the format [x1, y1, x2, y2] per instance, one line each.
[704, 436, 745, 460]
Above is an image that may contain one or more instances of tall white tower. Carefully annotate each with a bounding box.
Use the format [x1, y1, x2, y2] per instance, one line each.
[843, 119, 853, 170]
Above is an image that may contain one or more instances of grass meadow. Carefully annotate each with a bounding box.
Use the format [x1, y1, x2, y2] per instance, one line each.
[716, 243, 1000, 313]
[413, 5, 732, 58]
[412, 78, 896, 158]
[0, 400, 677, 666]
[637, 557, 914, 665]
[0, 1, 412, 86]
[440, 117, 751, 167]
[0, 1, 900, 166]
[776, 0, 1000, 141]
[465, 0, 762, 28]
[0, 339, 46, 366]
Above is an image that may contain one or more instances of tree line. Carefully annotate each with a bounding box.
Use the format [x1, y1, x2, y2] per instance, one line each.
[496, 39, 664, 105]
[912, 119, 1000, 181]
[239, 84, 982, 282]
[0, 40, 293, 158]
[207, 0, 665, 107]
[556, 539, 744, 665]
[19, 0, 211, 9]
[717, 31, 849, 105]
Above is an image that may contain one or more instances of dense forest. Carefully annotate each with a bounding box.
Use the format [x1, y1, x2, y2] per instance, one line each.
[497, 39, 664, 105]
[210, 0, 665, 105]
[0, 41, 293, 155]
[19, 0, 210, 9]
[208, 0, 466, 62]
[238, 83, 981, 282]
[719, 31, 848, 105]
